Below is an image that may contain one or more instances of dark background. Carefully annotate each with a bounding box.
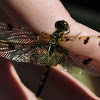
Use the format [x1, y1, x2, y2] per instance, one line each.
[60, 0, 100, 32]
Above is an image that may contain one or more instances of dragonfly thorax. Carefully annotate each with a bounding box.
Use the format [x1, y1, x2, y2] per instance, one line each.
[47, 30, 65, 57]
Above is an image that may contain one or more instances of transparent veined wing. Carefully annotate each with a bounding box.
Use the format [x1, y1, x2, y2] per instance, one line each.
[58, 35, 100, 76]
[0, 22, 50, 43]
[30, 45, 68, 66]
[0, 22, 51, 63]
[62, 51, 100, 77]
[63, 35, 100, 60]
[0, 22, 36, 62]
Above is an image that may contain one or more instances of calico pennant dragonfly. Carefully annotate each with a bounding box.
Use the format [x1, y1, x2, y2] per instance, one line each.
[0, 20, 100, 96]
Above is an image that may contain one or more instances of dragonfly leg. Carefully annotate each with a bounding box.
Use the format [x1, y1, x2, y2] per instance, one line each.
[36, 65, 51, 97]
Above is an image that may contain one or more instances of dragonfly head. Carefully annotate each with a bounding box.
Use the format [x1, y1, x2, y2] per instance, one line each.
[55, 20, 69, 32]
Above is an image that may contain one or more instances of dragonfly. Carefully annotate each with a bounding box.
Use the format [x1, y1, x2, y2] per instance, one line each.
[0, 20, 100, 97]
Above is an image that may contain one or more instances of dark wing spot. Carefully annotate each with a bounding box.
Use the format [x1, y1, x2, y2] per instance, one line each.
[7, 24, 14, 31]
[79, 37, 81, 40]
[84, 37, 89, 44]
[98, 36, 100, 38]
[82, 58, 92, 65]
[99, 41, 100, 46]
[6, 42, 15, 50]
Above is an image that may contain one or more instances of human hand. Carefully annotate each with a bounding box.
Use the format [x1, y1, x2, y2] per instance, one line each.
[0, 0, 100, 100]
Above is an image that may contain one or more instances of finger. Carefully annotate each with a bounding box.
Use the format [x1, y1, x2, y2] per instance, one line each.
[0, 58, 38, 100]
[15, 62, 99, 100]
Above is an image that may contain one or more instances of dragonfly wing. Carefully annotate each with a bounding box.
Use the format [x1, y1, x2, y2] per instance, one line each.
[57, 35, 100, 76]
[0, 22, 36, 62]
[0, 42, 32, 62]
[30, 46, 48, 65]
[62, 51, 100, 77]
[0, 22, 51, 63]
[30, 45, 68, 66]
[63, 35, 100, 60]
[0, 22, 35, 43]
[0, 22, 51, 44]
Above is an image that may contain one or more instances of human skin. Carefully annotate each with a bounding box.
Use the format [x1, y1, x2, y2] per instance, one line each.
[0, 0, 100, 100]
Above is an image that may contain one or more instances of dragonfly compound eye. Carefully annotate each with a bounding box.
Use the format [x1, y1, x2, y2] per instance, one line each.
[55, 20, 69, 32]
